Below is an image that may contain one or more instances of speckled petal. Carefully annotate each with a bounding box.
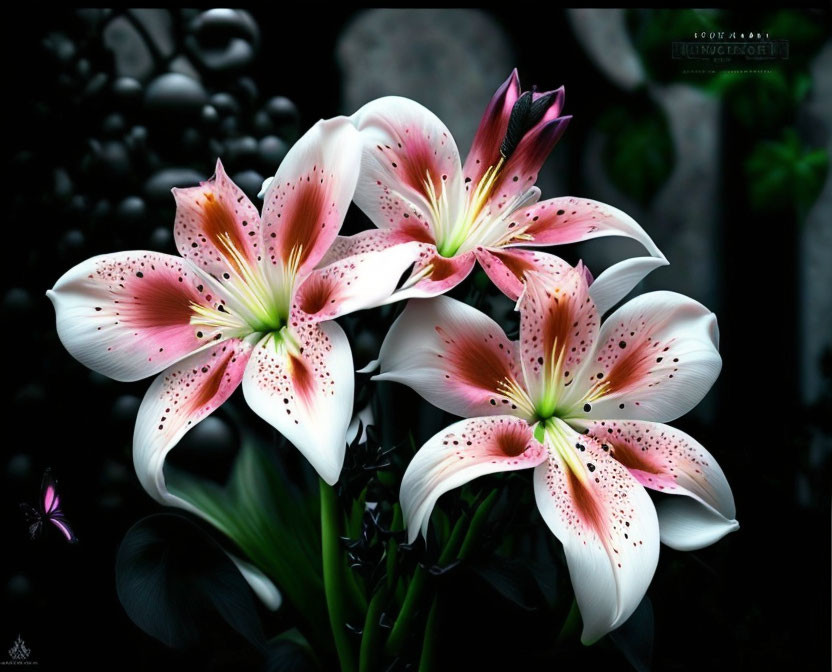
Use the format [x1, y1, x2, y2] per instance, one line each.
[317, 226, 434, 268]
[374, 295, 529, 419]
[534, 424, 659, 644]
[572, 419, 738, 550]
[351, 96, 466, 234]
[402, 416, 547, 543]
[133, 337, 253, 510]
[564, 291, 721, 423]
[518, 267, 600, 407]
[385, 250, 476, 303]
[293, 241, 426, 323]
[462, 69, 521, 190]
[261, 117, 362, 274]
[48, 251, 228, 382]
[474, 247, 573, 301]
[505, 196, 663, 260]
[242, 322, 354, 485]
[483, 114, 569, 214]
[172, 159, 262, 278]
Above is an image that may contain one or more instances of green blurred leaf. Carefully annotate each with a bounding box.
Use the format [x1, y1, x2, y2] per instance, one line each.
[745, 129, 829, 216]
[598, 104, 675, 205]
[166, 436, 328, 638]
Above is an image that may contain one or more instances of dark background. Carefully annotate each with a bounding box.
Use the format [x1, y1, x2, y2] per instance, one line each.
[3, 7, 830, 670]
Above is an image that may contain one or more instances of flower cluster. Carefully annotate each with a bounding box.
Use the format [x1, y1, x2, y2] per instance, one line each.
[49, 70, 737, 646]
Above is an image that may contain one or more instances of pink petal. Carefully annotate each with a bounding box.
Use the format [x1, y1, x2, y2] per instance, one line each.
[48, 251, 226, 382]
[133, 338, 253, 509]
[518, 267, 600, 408]
[172, 159, 262, 277]
[374, 296, 531, 420]
[573, 419, 738, 550]
[461, 69, 521, 191]
[565, 291, 721, 423]
[292, 241, 426, 323]
[389, 250, 476, 302]
[534, 423, 659, 644]
[261, 117, 362, 274]
[474, 247, 573, 301]
[316, 226, 434, 268]
[504, 196, 663, 259]
[242, 322, 354, 485]
[484, 114, 570, 213]
[402, 416, 547, 542]
[351, 96, 466, 235]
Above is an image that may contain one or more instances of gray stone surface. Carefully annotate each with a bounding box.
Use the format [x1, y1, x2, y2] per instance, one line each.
[337, 8, 514, 153]
[103, 15, 154, 81]
[576, 85, 720, 311]
[569, 10, 721, 420]
[800, 40, 832, 404]
[566, 9, 646, 91]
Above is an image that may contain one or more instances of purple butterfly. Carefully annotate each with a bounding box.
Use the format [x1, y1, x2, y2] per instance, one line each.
[20, 469, 78, 543]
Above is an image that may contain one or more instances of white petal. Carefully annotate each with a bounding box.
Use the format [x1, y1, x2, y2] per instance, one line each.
[589, 256, 669, 316]
[401, 416, 547, 543]
[229, 554, 283, 611]
[133, 338, 254, 509]
[571, 419, 738, 551]
[261, 116, 363, 274]
[242, 322, 354, 485]
[567, 291, 721, 423]
[48, 251, 222, 382]
[374, 295, 529, 420]
[351, 95, 466, 233]
[534, 423, 660, 644]
[292, 241, 426, 322]
[656, 497, 739, 551]
[346, 404, 374, 445]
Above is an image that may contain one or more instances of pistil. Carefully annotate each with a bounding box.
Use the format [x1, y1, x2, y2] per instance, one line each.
[543, 417, 589, 486]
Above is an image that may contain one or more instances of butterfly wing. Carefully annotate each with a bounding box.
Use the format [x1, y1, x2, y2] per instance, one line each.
[47, 512, 78, 544]
[34, 469, 78, 543]
[41, 468, 61, 516]
[19, 503, 43, 540]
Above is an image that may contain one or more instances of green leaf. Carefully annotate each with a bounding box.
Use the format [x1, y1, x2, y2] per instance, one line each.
[166, 436, 328, 642]
[115, 513, 267, 651]
[598, 104, 675, 205]
[746, 130, 829, 216]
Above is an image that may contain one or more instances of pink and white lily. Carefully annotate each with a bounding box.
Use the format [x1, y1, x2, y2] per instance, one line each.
[48, 117, 419, 509]
[316, 69, 666, 309]
[375, 265, 737, 643]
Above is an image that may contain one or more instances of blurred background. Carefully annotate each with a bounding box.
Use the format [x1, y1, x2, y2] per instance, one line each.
[3, 7, 830, 670]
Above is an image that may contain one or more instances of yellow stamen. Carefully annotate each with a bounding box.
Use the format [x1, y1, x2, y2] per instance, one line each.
[399, 262, 435, 290]
[495, 376, 537, 419]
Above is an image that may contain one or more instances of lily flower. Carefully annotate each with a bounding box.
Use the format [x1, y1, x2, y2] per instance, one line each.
[315, 69, 666, 310]
[48, 117, 420, 509]
[374, 265, 737, 643]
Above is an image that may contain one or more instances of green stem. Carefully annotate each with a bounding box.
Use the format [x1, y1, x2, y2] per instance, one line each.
[320, 480, 356, 672]
[384, 566, 426, 656]
[417, 598, 439, 672]
[457, 489, 498, 560]
[358, 588, 387, 672]
[385, 513, 468, 656]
